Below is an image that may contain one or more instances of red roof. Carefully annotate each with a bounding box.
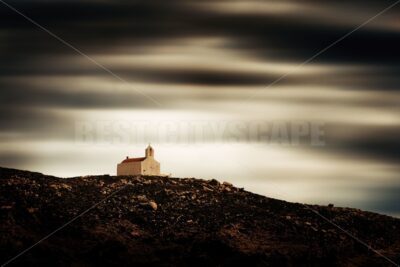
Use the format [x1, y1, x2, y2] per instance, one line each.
[121, 157, 146, 163]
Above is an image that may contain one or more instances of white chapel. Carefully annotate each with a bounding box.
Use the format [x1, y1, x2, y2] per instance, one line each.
[117, 145, 161, 176]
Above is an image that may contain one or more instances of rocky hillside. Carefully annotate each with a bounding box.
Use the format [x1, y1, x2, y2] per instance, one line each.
[0, 167, 399, 267]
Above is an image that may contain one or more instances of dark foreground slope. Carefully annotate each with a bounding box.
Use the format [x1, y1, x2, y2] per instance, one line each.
[0, 167, 399, 267]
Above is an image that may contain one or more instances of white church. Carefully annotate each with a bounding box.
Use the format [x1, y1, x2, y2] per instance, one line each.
[117, 145, 161, 176]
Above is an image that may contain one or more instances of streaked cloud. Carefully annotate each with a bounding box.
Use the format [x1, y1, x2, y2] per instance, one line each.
[0, 0, 399, 216]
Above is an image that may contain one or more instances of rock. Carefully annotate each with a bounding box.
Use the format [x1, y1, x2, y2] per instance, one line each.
[137, 195, 148, 202]
[202, 186, 213, 192]
[222, 181, 232, 187]
[49, 183, 71, 190]
[328, 203, 334, 208]
[27, 207, 38, 213]
[61, 183, 72, 190]
[149, 201, 157, 211]
[49, 184, 59, 189]
[130, 230, 141, 237]
[209, 179, 220, 186]
[164, 189, 172, 195]
[224, 187, 231, 192]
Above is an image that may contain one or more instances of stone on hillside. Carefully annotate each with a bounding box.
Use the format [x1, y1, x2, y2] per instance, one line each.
[149, 201, 158, 211]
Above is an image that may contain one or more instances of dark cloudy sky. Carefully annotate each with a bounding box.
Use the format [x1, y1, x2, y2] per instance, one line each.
[0, 0, 399, 217]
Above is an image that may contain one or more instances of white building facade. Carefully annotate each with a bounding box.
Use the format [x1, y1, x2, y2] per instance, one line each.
[117, 145, 160, 176]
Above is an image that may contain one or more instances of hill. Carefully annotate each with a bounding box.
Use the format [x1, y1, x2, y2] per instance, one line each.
[0, 167, 399, 266]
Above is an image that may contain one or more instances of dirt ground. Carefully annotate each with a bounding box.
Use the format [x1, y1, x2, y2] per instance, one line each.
[1, 167, 399, 266]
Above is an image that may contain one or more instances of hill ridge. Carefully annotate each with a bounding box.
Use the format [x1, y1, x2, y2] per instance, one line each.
[0, 167, 399, 266]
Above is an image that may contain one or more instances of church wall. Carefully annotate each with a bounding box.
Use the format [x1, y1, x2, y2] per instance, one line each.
[117, 162, 141, 176]
[141, 158, 160, 176]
